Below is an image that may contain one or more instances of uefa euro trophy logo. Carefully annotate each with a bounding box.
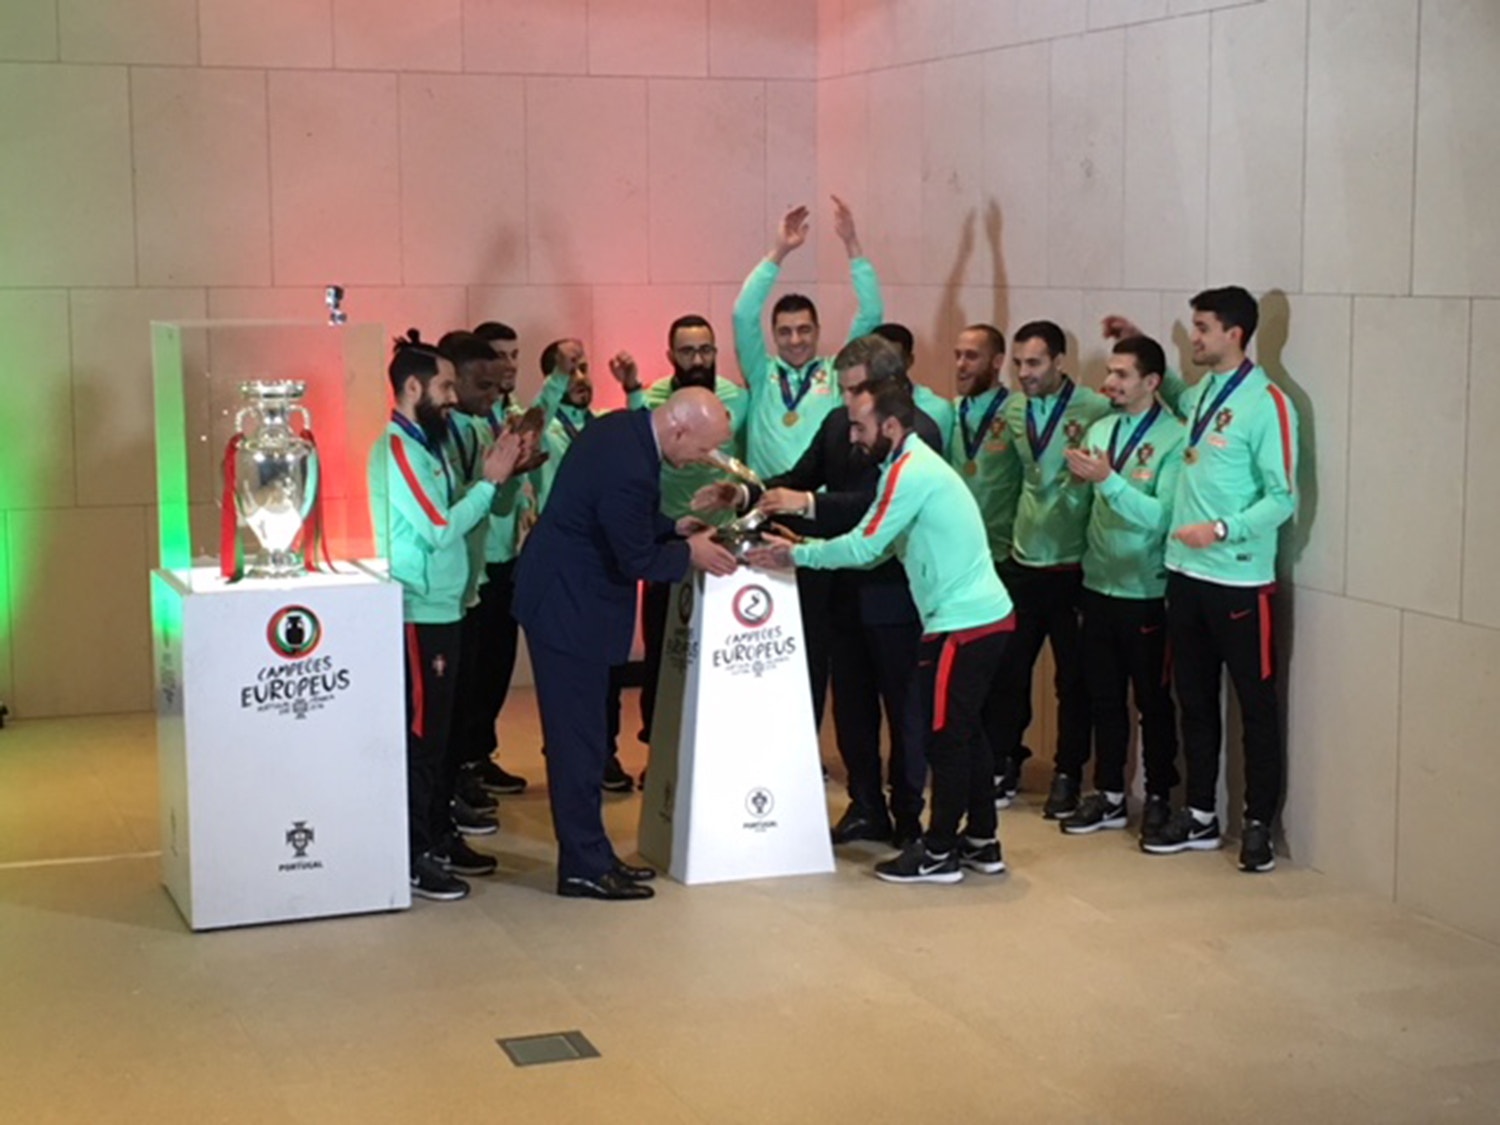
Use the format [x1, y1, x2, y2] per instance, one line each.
[222, 381, 322, 580]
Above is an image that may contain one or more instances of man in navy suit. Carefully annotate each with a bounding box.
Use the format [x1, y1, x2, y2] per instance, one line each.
[514, 388, 738, 900]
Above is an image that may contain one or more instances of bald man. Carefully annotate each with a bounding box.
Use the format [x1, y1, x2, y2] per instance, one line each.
[514, 388, 737, 900]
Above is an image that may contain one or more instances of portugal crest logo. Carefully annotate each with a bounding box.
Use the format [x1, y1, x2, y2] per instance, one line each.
[267, 606, 321, 660]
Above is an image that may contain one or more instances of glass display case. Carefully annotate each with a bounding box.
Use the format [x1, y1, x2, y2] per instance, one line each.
[150, 318, 389, 590]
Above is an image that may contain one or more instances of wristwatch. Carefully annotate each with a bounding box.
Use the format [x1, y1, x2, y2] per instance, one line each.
[1212, 519, 1229, 542]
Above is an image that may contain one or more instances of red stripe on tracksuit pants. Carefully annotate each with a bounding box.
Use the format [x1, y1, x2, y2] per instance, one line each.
[917, 615, 1014, 856]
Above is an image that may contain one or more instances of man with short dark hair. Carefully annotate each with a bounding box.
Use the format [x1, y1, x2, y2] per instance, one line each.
[733, 196, 884, 479]
[1061, 334, 1183, 840]
[1144, 286, 1298, 873]
[747, 379, 1015, 885]
[990, 320, 1112, 820]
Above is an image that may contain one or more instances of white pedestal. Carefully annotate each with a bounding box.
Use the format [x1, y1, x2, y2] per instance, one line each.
[639, 568, 834, 885]
[152, 566, 410, 929]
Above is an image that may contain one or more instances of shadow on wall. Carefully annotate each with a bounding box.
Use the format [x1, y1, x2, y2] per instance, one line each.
[928, 198, 1013, 392]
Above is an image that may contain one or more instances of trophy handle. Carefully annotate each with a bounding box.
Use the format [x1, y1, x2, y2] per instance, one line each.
[290, 404, 313, 435]
[233, 405, 256, 439]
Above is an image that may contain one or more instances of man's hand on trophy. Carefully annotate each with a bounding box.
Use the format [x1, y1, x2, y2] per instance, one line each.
[484, 429, 523, 483]
[676, 515, 712, 537]
[687, 529, 738, 576]
[744, 532, 797, 572]
[608, 351, 640, 392]
[755, 487, 811, 517]
[691, 481, 743, 513]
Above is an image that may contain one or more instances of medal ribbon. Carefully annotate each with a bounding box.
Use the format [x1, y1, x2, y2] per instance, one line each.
[391, 410, 453, 505]
[1187, 359, 1253, 452]
[559, 406, 589, 443]
[960, 388, 1008, 463]
[1107, 403, 1162, 473]
[1025, 377, 1076, 461]
[776, 359, 821, 416]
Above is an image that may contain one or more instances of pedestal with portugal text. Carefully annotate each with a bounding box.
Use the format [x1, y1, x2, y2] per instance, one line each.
[152, 567, 410, 929]
[639, 568, 834, 884]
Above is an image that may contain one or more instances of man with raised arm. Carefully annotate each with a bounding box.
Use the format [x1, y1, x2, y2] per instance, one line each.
[733, 195, 885, 479]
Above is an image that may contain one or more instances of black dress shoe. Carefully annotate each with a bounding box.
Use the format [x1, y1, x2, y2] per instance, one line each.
[830, 805, 894, 845]
[612, 859, 657, 882]
[558, 870, 655, 900]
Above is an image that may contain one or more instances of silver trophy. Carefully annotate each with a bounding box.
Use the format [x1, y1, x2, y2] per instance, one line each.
[705, 449, 777, 562]
[233, 380, 316, 578]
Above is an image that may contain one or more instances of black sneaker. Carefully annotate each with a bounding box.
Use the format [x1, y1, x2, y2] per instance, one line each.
[892, 817, 924, 850]
[451, 796, 499, 836]
[1239, 819, 1276, 872]
[1141, 808, 1222, 854]
[1140, 795, 1172, 844]
[1061, 792, 1127, 835]
[411, 853, 470, 901]
[1042, 773, 1080, 820]
[874, 840, 962, 884]
[455, 769, 498, 813]
[958, 837, 1007, 875]
[431, 834, 498, 876]
[602, 755, 634, 793]
[468, 757, 527, 796]
[993, 744, 1032, 808]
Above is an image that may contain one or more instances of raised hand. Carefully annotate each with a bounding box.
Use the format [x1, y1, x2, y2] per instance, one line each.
[771, 204, 811, 263]
[608, 351, 640, 391]
[1101, 315, 1142, 342]
[687, 529, 738, 576]
[831, 194, 861, 257]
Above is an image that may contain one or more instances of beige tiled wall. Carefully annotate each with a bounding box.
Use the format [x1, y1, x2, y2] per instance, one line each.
[4, 0, 1497, 945]
[818, 0, 1500, 944]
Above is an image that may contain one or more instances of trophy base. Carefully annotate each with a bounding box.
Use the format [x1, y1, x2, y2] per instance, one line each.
[244, 550, 305, 579]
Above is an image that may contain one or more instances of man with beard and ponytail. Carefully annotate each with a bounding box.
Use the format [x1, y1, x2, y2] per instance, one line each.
[745, 379, 1015, 885]
[369, 331, 524, 902]
[693, 334, 941, 849]
[609, 316, 748, 753]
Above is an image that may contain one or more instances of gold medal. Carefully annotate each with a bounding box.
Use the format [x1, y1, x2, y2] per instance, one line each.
[964, 460, 978, 477]
[783, 411, 799, 427]
[1184, 446, 1198, 465]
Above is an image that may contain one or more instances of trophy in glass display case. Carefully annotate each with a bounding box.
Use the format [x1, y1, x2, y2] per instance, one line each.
[221, 380, 323, 580]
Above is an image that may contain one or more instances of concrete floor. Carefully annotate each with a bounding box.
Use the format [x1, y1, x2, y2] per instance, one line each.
[1, 699, 1497, 1124]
